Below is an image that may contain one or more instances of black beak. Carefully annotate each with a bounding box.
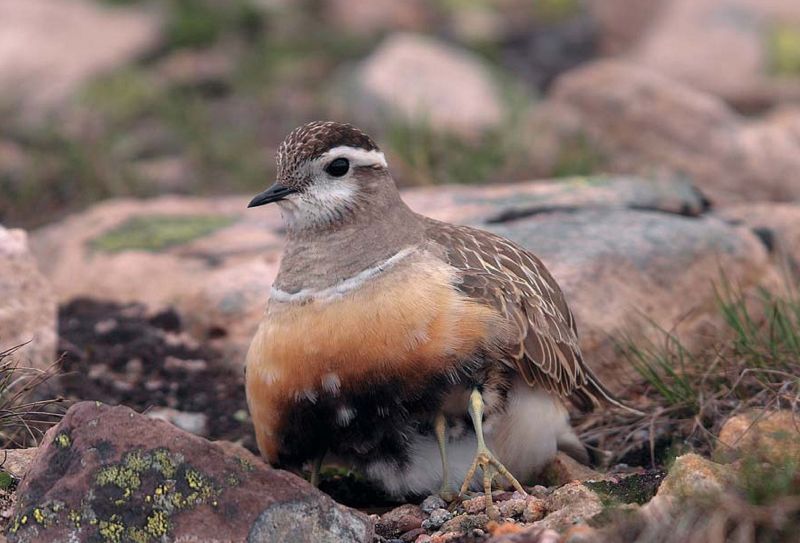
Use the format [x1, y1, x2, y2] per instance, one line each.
[247, 183, 298, 208]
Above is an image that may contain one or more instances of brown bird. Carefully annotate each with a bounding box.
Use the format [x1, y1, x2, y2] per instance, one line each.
[245, 121, 626, 516]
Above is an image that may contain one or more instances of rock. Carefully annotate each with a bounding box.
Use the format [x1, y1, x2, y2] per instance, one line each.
[542, 452, 605, 486]
[438, 511, 489, 534]
[716, 410, 800, 464]
[585, 0, 662, 54]
[421, 508, 452, 531]
[718, 200, 800, 259]
[487, 525, 561, 543]
[522, 496, 547, 522]
[146, 408, 209, 437]
[0, 226, 56, 371]
[375, 504, 425, 539]
[30, 195, 282, 364]
[488, 207, 771, 388]
[629, 0, 800, 110]
[0, 449, 38, 480]
[30, 174, 773, 386]
[656, 453, 735, 500]
[420, 495, 448, 515]
[349, 33, 503, 137]
[534, 482, 603, 532]
[323, 0, 433, 36]
[541, 60, 800, 203]
[7, 402, 372, 542]
[0, 0, 160, 112]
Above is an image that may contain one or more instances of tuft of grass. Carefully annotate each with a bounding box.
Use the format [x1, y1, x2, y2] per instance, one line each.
[0, 345, 63, 449]
[578, 274, 800, 468]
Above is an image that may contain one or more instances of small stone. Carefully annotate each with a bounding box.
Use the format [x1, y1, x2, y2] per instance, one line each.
[420, 495, 447, 514]
[656, 453, 735, 500]
[421, 508, 452, 531]
[375, 504, 424, 538]
[497, 498, 526, 518]
[461, 495, 487, 514]
[522, 496, 547, 522]
[400, 528, 426, 542]
[438, 513, 489, 534]
[415, 535, 432, 543]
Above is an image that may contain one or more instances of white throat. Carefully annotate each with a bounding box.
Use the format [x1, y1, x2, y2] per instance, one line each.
[278, 146, 387, 232]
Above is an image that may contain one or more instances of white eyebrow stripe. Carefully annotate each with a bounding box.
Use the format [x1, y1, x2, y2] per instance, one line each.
[270, 246, 416, 303]
[321, 146, 387, 168]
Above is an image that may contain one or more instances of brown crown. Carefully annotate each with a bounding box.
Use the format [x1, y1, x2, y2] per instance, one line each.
[276, 121, 379, 181]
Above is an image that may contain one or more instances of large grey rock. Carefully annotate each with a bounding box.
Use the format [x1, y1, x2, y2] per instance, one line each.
[348, 33, 504, 137]
[538, 60, 800, 203]
[0, 0, 160, 112]
[0, 225, 56, 371]
[7, 402, 372, 543]
[488, 207, 771, 386]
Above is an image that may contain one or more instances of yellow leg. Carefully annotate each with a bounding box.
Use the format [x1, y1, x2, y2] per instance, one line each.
[434, 412, 456, 501]
[309, 455, 324, 487]
[458, 388, 526, 519]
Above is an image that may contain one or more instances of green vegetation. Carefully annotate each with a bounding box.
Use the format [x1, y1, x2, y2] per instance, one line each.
[90, 215, 235, 253]
[0, 346, 62, 449]
[769, 24, 800, 76]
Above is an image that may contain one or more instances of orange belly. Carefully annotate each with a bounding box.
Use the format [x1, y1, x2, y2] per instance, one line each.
[245, 258, 505, 462]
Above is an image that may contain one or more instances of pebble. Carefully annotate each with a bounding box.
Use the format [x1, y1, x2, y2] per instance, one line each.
[522, 496, 548, 522]
[421, 508, 452, 530]
[498, 498, 526, 518]
[420, 495, 448, 514]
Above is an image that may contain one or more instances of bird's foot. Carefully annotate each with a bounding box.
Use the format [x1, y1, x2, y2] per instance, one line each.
[458, 447, 527, 520]
[438, 486, 457, 503]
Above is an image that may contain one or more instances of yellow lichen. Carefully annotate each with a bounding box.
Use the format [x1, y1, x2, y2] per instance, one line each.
[98, 516, 125, 543]
[33, 508, 45, 524]
[55, 433, 71, 449]
[152, 448, 177, 478]
[145, 510, 170, 537]
[68, 509, 82, 528]
[96, 465, 142, 492]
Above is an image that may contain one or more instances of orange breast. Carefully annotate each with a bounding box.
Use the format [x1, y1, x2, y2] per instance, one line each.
[245, 257, 505, 462]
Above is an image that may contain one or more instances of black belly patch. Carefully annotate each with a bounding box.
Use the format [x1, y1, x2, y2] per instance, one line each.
[275, 374, 453, 469]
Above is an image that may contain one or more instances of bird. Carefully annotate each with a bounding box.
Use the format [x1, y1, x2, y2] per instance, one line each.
[245, 121, 628, 516]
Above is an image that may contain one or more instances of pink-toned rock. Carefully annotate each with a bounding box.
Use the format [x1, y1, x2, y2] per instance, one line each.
[586, 0, 663, 54]
[542, 452, 605, 486]
[534, 482, 603, 532]
[0, 0, 160, 112]
[656, 453, 735, 500]
[323, 0, 433, 35]
[540, 60, 800, 203]
[718, 198, 800, 259]
[716, 409, 800, 464]
[7, 402, 372, 542]
[0, 448, 38, 480]
[351, 33, 503, 137]
[630, 0, 800, 110]
[375, 503, 425, 539]
[0, 226, 56, 371]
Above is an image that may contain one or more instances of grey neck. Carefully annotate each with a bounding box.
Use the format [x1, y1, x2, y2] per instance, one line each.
[273, 189, 424, 294]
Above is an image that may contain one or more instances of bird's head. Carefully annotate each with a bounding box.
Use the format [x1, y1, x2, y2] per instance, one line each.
[248, 121, 397, 231]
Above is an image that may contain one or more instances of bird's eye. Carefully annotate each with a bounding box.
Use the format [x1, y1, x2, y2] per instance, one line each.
[325, 157, 349, 177]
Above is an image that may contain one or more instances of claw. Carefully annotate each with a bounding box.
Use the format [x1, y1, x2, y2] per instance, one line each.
[457, 389, 527, 519]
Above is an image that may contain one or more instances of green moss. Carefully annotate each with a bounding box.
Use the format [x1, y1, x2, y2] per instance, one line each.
[769, 24, 800, 76]
[533, 0, 584, 23]
[90, 214, 235, 253]
[585, 472, 665, 506]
